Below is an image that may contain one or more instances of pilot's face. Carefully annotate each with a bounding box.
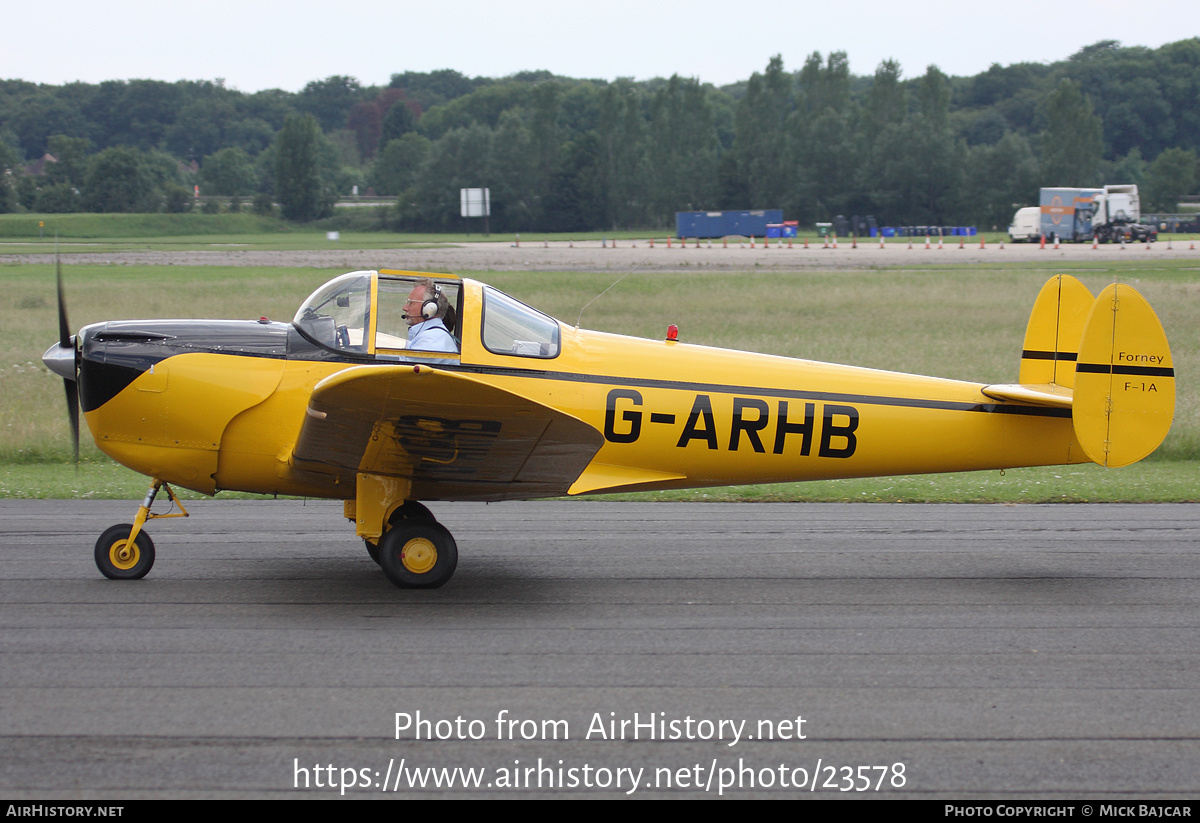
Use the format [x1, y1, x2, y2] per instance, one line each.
[404, 285, 427, 326]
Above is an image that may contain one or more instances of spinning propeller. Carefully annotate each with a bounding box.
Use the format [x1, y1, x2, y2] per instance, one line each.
[41, 255, 79, 462]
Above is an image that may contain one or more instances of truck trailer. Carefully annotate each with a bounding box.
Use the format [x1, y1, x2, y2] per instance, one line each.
[1014, 185, 1157, 243]
[675, 210, 783, 239]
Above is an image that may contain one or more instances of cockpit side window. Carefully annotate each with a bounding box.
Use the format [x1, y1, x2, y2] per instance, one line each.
[376, 277, 461, 353]
[481, 287, 560, 358]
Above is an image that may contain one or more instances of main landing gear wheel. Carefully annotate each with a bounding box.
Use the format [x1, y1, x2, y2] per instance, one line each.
[95, 524, 155, 580]
[378, 521, 458, 589]
[364, 501, 437, 565]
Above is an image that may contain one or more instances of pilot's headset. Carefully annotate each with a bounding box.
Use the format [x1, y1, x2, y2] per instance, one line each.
[421, 283, 446, 320]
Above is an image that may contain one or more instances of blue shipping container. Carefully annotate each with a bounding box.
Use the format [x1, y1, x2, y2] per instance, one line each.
[676, 210, 784, 239]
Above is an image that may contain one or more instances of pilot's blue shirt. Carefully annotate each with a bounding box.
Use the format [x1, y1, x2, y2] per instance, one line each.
[407, 318, 458, 352]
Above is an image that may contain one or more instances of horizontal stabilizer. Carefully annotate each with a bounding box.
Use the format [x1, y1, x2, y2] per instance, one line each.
[981, 383, 1073, 408]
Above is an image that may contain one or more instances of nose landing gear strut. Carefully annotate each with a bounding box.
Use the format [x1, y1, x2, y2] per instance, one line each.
[94, 479, 189, 580]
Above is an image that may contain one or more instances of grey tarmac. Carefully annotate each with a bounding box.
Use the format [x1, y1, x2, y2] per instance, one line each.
[1, 499, 1198, 798]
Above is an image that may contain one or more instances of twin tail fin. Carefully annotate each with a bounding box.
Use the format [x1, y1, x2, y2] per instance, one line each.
[983, 274, 1174, 467]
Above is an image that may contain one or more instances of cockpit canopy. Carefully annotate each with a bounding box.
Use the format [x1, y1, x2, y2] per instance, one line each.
[292, 270, 462, 355]
[292, 270, 561, 360]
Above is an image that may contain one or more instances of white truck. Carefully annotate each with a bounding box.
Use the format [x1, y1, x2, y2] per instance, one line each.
[1009, 185, 1157, 244]
[1090, 184, 1156, 243]
[1008, 206, 1041, 242]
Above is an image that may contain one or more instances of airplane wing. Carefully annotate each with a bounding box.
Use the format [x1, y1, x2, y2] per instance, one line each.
[291, 364, 604, 501]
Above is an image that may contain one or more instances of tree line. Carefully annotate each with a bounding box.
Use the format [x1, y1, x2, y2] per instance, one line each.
[1, 39, 1198, 229]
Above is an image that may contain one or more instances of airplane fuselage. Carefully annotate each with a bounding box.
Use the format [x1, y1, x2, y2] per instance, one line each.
[79, 278, 1083, 502]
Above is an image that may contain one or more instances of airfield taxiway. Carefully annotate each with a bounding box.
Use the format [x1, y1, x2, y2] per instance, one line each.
[1, 499, 1197, 798]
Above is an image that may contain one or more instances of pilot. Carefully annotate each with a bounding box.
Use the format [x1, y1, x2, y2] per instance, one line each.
[404, 278, 458, 352]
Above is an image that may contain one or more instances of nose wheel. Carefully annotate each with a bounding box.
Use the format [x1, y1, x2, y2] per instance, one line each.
[94, 480, 188, 580]
[95, 525, 156, 579]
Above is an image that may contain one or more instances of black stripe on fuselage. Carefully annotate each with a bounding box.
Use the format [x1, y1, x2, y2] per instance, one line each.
[445, 364, 1074, 419]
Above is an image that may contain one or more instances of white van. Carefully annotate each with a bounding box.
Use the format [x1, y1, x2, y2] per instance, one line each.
[1008, 207, 1041, 243]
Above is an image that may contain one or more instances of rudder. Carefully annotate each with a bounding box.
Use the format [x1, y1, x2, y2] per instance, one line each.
[1073, 283, 1175, 467]
[1019, 274, 1093, 389]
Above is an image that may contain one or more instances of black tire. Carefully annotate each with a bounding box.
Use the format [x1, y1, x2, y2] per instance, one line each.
[363, 501, 437, 566]
[378, 521, 458, 589]
[95, 524, 155, 580]
[364, 538, 381, 564]
[391, 500, 435, 523]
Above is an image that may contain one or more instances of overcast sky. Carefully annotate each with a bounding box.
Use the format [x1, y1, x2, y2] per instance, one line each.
[6, 1, 1197, 91]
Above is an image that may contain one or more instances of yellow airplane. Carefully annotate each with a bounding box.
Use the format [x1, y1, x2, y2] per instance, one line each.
[43, 268, 1174, 589]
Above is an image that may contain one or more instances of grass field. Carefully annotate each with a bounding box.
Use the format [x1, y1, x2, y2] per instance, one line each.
[1, 251, 1195, 501]
[7, 213, 1195, 254]
[0, 213, 293, 238]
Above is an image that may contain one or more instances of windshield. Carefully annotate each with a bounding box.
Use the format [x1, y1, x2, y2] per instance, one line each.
[293, 271, 373, 352]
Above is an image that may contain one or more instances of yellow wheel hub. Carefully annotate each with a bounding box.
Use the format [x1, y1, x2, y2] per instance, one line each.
[108, 540, 140, 571]
[401, 537, 437, 574]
